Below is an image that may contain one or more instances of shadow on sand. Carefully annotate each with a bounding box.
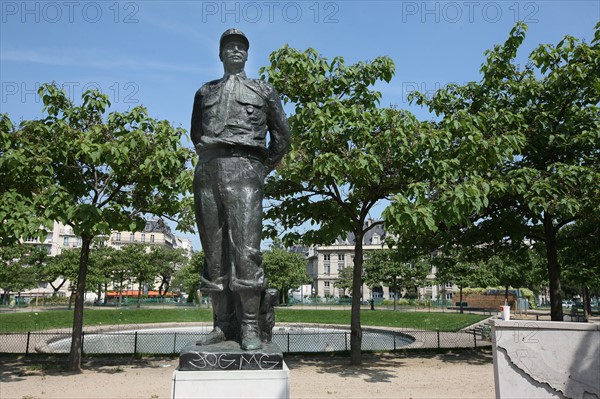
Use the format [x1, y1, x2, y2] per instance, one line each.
[284, 348, 493, 384]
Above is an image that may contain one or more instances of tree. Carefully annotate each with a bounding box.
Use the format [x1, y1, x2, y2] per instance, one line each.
[261, 45, 520, 364]
[263, 248, 309, 304]
[38, 250, 72, 295]
[260, 48, 409, 364]
[364, 249, 429, 310]
[89, 244, 118, 305]
[0, 115, 54, 245]
[1, 83, 194, 371]
[432, 250, 495, 313]
[148, 246, 187, 298]
[0, 245, 45, 304]
[334, 265, 355, 297]
[45, 248, 81, 308]
[118, 245, 154, 308]
[172, 251, 204, 304]
[410, 23, 600, 321]
[483, 247, 547, 303]
[560, 218, 600, 317]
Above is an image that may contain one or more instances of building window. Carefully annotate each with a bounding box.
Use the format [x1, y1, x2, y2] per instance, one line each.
[323, 253, 331, 274]
[76, 237, 82, 247]
[338, 254, 344, 261]
[63, 237, 69, 247]
[150, 234, 155, 243]
[372, 234, 380, 245]
[141, 233, 146, 242]
[445, 282, 453, 288]
[372, 286, 383, 299]
[115, 232, 121, 241]
[446, 293, 453, 300]
[324, 282, 330, 287]
[130, 233, 135, 242]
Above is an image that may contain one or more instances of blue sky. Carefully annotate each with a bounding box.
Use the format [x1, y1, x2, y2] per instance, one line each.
[1, 1, 598, 250]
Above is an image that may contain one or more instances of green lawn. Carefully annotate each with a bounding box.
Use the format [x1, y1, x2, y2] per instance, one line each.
[276, 309, 487, 331]
[0, 307, 487, 333]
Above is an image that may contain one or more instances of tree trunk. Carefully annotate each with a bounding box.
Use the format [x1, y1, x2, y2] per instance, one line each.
[50, 279, 67, 292]
[97, 284, 102, 306]
[350, 229, 364, 366]
[162, 278, 170, 298]
[68, 235, 93, 372]
[442, 284, 446, 306]
[543, 212, 563, 321]
[583, 285, 591, 318]
[504, 284, 509, 303]
[103, 282, 108, 305]
[118, 274, 123, 307]
[137, 282, 142, 308]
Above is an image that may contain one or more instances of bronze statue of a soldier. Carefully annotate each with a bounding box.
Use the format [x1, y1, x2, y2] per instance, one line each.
[191, 29, 290, 351]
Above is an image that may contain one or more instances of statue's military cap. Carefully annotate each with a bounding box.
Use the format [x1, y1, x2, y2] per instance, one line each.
[220, 28, 249, 52]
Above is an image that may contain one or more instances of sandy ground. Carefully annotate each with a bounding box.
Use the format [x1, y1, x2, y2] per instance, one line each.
[0, 350, 495, 399]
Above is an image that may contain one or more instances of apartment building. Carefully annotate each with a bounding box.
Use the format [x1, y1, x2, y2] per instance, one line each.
[303, 220, 458, 303]
[18, 219, 193, 299]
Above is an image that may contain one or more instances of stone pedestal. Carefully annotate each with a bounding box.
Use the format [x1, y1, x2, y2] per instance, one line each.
[172, 363, 289, 399]
[173, 341, 289, 399]
[179, 340, 284, 371]
[490, 319, 600, 399]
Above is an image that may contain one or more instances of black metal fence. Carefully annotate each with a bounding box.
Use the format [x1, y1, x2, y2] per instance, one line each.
[0, 328, 490, 355]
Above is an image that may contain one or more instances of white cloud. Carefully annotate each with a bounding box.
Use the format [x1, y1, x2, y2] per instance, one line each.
[1, 48, 210, 74]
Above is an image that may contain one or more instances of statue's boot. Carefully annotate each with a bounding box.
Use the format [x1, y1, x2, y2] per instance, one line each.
[239, 292, 262, 351]
[200, 327, 226, 346]
[197, 293, 230, 345]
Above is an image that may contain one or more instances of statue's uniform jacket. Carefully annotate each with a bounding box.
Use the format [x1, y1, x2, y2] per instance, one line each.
[191, 72, 290, 294]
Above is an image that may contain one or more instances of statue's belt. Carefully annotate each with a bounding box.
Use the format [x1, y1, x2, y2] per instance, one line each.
[197, 145, 267, 163]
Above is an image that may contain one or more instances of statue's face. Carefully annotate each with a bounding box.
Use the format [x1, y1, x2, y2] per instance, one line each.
[220, 39, 248, 71]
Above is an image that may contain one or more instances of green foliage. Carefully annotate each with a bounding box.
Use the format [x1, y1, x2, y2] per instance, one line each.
[88, 244, 119, 295]
[334, 266, 356, 294]
[432, 248, 497, 291]
[2, 84, 195, 241]
[260, 47, 404, 246]
[116, 245, 154, 307]
[263, 248, 310, 303]
[0, 82, 195, 370]
[260, 42, 522, 363]
[364, 250, 430, 302]
[560, 219, 600, 287]
[0, 115, 53, 244]
[559, 218, 600, 310]
[261, 46, 405, 363]
[45, 248, 80, 287]
[0, 245, 47, 302]
[172, 251, 204, 302]
[148, 246, 188, 297]
[409, 22, 600, 320]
